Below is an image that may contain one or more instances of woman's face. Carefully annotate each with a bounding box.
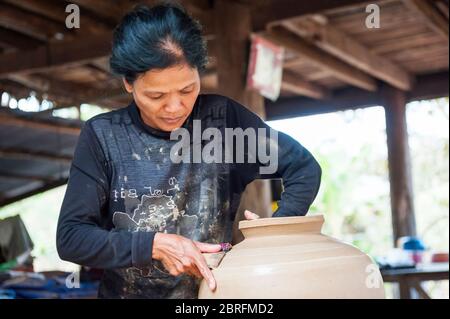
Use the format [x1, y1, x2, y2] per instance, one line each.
[124, 63, 201, 132]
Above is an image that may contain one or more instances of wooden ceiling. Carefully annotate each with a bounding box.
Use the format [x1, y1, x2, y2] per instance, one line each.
[0, 0, 448, 108]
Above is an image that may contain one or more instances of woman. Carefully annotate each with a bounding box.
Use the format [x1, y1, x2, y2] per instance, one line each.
[57, 3, 321, 299]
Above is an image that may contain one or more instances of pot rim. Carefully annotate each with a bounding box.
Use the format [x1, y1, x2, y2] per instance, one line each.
[239, 214, 324, 230]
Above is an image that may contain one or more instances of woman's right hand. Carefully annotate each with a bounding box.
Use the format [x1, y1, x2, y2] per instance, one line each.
[152, 233, 221, 291]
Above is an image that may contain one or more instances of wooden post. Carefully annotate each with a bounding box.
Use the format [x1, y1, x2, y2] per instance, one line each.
[383, 85, 418, 299]
[382, 85, 417, 244]
[214, 0, 273, 244]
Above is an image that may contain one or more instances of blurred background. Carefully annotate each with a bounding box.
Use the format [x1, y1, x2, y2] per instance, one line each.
[0, 0, 448, 299]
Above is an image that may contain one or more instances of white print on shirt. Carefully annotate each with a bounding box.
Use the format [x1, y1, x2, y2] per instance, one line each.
[112, 177, 187, 233]
[112, 177, 180, 202]
[112, 177, 203, 278]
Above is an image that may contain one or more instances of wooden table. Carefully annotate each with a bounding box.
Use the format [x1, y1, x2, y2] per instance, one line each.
[381, 263, 449, 299]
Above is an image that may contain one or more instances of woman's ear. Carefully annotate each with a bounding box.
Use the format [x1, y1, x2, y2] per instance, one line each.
[123, 78, 133, 93]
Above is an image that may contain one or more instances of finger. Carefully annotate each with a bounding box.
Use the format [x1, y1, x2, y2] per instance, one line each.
[186, 264, 203, 279]
[244, 210, 260, 220]
[181, 258, 203, 278]
[192, 253, 217, 291]
[194, 241, 222, 253]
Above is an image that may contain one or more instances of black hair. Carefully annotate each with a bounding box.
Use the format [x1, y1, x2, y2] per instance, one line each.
[109, 2, 208, 84]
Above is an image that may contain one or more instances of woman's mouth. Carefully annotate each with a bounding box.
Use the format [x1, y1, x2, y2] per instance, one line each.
[161, 116, 183, 125]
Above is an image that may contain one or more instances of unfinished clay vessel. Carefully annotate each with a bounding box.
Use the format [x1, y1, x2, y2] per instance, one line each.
[199, 215, 385, 299]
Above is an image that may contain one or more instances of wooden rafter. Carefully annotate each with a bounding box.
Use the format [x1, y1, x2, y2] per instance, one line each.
[2, 0, 111, 33]
[0, 3, 74, 41]
[0, 32, 112, 76]
[89, 57, 111, 73]
[0, 81, 42, 100]
[407, 71, 449, 101]
[0, 83, 82, 107]
[0, 112, 82, 135]
[264, 26, 378, 91]
[403, 0, 449, 40]
[265, 71, 449, 120]
[282, 71, 331, 99]
[70, 0, 131, 23]
[1, 77, 128, 111]
[0, 148, 72, 164]
[0, 171, 57, 183]
[279, 17, 414, 91]
[6, 74, 119, 100]
[0, 2, 215, 77]
[0, 177, 68, 207]
[436, 0, 449, 19]
[181, 0, 212, 10]
[0, 28, 44, 50]
[266, 87, 381, 120]
[181, 0, 215, 34]
[251, 0, 372, 30]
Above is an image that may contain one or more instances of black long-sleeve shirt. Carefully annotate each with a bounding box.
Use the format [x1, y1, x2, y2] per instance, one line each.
[56, 94, 321, 298]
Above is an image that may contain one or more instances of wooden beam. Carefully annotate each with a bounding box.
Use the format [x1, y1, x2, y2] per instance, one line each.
[0, 177, 68, 207]
[0, 81, 39, 100]
[70, 0, 216, 34]
[408, 71, 449, 101]
[70, 0, 130, 23]
[252, 0, 372, 30]
[0, 3, 73, 41]
[0, 148, 73, 163]
[181, 0, 212, 11]
[0, 3, 215, 76]
[1, 77, 128, 111]
[0, 171, 56, 183]
[6, 74, 54, 93]
[264, 26, 378, 91]
[90, 57, 111, 73]
[403, 0, 449, 40]
[6, 74, 121, 101]
[1, 79, 80, 106]
[0, 32, 112, 76]
[181, 0, 216, 35]
[0, 111, 82, 135]
[0, 28, 44, 50]
[2, 0, 111, 33]
[266, 87, 381, 120]
[0, 80, 86, 107]
[382, 84, 417, 243]
[265, 71, 449, 120]
[282, 71, 331, 99]
[436, 0, 449, 20]
[280, 17, 414, 91]
[2, 0, 71, 23]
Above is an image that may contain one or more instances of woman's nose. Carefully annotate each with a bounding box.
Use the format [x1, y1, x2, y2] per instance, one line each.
[164, 96, 183, 113]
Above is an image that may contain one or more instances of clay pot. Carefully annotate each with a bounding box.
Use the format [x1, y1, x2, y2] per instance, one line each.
[199, 215, 385, 299]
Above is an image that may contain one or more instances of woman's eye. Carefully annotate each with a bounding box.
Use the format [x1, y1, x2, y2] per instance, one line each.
[148, 95, 163, 100]
[181, 90, 193, 95]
